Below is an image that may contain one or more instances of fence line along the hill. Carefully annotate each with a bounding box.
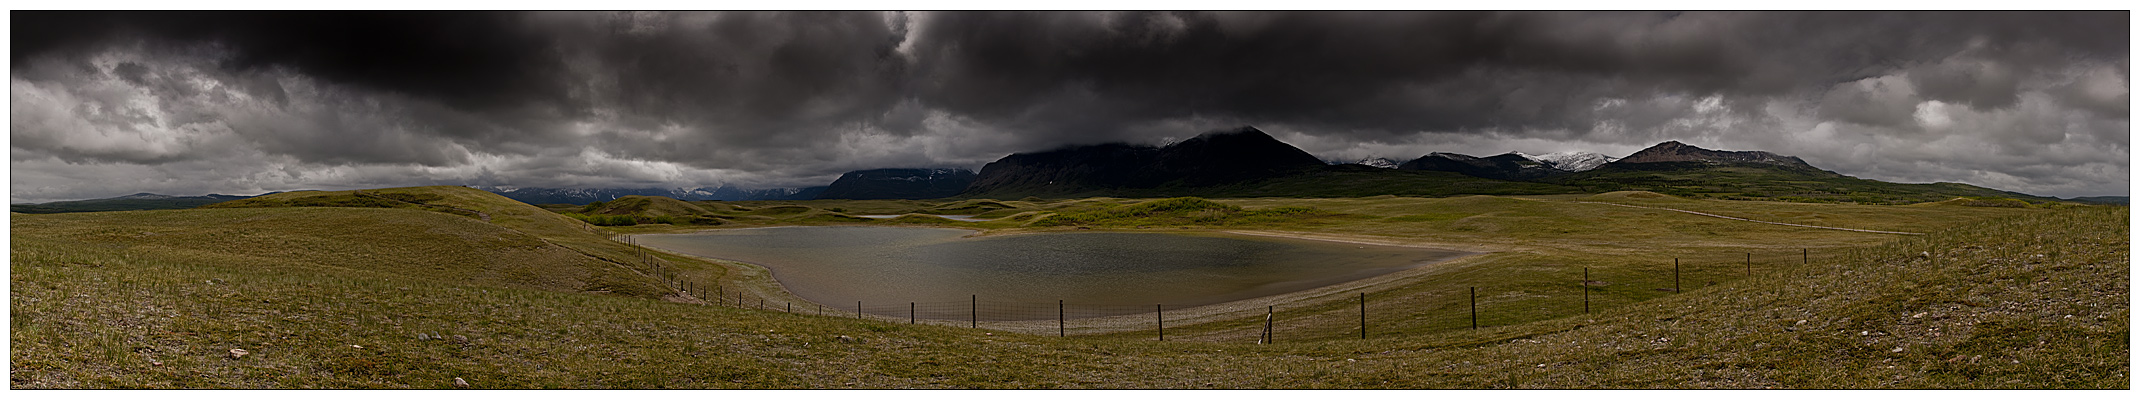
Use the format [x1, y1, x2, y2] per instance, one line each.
[642, 242, 1834, 342]
[1572, 202, 1923, 235]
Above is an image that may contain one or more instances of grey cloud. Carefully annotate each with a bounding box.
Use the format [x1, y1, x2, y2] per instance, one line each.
[9, 11, 2130, 203]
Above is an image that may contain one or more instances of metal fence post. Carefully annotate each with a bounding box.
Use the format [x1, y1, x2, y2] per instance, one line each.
[1058, 300, 1065, 337]
[911, 302, 916, 324]
[1673, 258, 1681, 293]
[1583, 267, 1591, 314]
[856, 301, 862, 319]
[1359, 292, 1367, 340]
[970, 294, 977, 329]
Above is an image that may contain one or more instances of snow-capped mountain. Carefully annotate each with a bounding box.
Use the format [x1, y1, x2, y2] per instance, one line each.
[1329, 157, 1401, 168]
[1512, 151, 1620, 172]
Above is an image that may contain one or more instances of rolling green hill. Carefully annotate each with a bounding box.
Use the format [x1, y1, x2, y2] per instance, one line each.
[12, 189, 2121, 387]
[1548, 162, 2056, 205]
[11, 193, 253, 214]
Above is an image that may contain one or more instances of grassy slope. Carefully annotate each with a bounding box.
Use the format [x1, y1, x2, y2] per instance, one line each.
[11, 188, 2122, 388]
[10, 207, 652, 296]
[10, 197, 244, 214]
[581, 196, 714, 218]
[1550, 162, 2053, 204]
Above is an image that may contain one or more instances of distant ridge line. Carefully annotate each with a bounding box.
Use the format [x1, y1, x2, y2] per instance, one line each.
[1572, 201, 1924, 235]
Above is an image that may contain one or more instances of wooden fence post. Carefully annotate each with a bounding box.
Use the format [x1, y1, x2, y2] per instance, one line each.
[1469, 287, 1478, 330]
[911, 302, 916, 324]
[970, 294, 977, 329]
[1359, 292, 1367, 340]
[1156, 304, 1164, 341]
[1583, 267, 1591, 314]
[1673, 258, 1681, 293]
[1058, 300, 1065, 338]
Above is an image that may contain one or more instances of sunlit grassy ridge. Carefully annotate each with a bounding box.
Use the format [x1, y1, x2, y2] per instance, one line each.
[1030, 197, 1333, 227]
[11, 187, 2122, 388]
[189, 186, 745, 300]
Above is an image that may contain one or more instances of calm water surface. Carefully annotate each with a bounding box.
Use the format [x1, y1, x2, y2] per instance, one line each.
[637, 226, 1468, 318]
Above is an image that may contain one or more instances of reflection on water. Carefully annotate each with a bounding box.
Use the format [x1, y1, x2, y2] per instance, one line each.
[637, 226, 1469, 319]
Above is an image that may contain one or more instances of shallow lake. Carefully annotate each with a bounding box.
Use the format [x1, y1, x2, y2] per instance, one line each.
[637, 226, 1469, 320]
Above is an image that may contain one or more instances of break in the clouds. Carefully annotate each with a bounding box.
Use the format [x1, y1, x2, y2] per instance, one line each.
[9, 11, 2129, 203]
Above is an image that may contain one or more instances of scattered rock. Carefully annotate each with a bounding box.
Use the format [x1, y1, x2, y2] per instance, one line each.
[417, 333, 430, 340]
[1911, 312, 1927, 319]
[151, 361, 163, 367]
[351, 345, 363, 349]
[453, 377, 469, 388]
[227, 349, 249, 359]
[836, 335, 859, 343]
[1891, 347, 1906, 353]
[452, 335, 469, 344]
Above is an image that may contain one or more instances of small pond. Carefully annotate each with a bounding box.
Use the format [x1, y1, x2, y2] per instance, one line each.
[636, 226, 1469, 320]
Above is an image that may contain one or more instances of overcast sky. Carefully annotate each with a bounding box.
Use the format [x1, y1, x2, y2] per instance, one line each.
[9, 11, 2129, 203]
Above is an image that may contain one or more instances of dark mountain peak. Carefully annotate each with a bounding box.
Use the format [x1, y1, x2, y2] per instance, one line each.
[816, 168, 978, 200]
[1617, 141, 1815, 169]
[1428, 152, 1480, 161]
[1398, 151, 1565, 181]
[1161, 126, 1324, 167]
[961, 126, 1327, 197]
[1184, 125, 1271, 141]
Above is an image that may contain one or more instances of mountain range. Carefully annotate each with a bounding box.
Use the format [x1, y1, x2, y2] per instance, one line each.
[961, 126, 1330, 198]
[952, 126, 2056, 204]
[1333, 157, 1401, 169]
[815, 168, 978, 200]
[23, 128, 2074, 210]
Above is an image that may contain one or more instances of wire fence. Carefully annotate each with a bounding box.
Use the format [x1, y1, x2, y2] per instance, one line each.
[636, 246, 1850, 342]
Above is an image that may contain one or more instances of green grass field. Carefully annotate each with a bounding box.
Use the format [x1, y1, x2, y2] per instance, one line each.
[10, 186, 2125, 388]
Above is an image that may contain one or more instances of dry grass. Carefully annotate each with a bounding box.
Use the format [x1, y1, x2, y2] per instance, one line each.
[10, 187, 2122, 388]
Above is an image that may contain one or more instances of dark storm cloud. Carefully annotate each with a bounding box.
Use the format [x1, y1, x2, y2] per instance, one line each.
[9, 11, 2129, 203]
[906, 11, 2125, 141]
[14, 11, 574, 113]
